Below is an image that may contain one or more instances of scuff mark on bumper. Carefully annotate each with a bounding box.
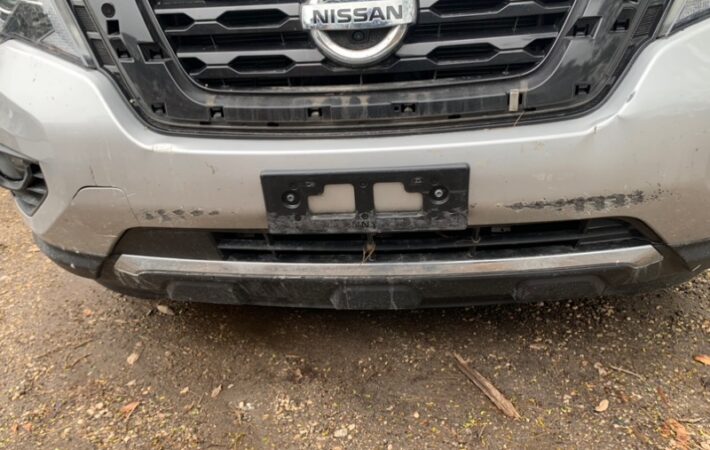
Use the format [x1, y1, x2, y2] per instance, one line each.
[506, 190, 655, 212]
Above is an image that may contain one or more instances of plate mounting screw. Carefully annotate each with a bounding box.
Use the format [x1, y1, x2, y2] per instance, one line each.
[282, 190, 300, 207]
[431, 186, 448, 201]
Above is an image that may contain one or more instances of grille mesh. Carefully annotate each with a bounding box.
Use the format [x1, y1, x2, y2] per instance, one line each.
[149, 0, 572, 90]
[213, 219, 652, 263]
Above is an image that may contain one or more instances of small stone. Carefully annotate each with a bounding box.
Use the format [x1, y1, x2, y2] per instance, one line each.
[156, 305, 175, 316]
[211, 385, 222, 399]
[126, 352, 140, 366]
[333, 428, 348, 438]
[595, 399, 609, 413]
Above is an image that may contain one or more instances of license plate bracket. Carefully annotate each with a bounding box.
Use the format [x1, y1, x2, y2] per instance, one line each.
[261, 164, 469, 234]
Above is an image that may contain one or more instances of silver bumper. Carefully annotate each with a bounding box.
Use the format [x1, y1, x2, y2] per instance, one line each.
[2, 23, 710, 257]
[115, 246, 663, 280]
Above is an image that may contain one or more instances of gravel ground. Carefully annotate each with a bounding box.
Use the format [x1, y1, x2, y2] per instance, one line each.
[0, 190, 708, 449]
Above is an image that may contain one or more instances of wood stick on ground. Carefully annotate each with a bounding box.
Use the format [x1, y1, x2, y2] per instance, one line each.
[678, 417, 704, 424]
[72, 338, 95, 350]
[608, 364, 645, 380]
[65, 353, 91, 370]
[454, 353, 521, 419]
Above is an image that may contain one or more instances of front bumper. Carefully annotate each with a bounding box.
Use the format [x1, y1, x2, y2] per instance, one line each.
[2, 22, 710, 306]
[109, 246, 679, 308]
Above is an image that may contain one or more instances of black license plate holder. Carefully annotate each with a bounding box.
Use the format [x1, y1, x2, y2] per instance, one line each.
[261, 164, 469, 234]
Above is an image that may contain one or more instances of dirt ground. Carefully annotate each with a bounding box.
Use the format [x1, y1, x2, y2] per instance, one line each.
[0, 190, 708, 450]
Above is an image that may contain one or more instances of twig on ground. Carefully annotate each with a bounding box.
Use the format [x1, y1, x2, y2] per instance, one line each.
[608, 364, 645, 380]
[453, 352, 521, 419]
[36, 337, 95, 360]
[477, 424, 487, 440]
[65, 353, 91, 370]
[72, 338, 95, 350]
[678, 417, 704, 424]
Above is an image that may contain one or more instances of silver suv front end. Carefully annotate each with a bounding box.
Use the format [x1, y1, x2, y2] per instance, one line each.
[2, 0, 710, 308]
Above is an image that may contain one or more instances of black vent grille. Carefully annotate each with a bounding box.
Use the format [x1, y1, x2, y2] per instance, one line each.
[73, 5, 98, 32]
[13, 165, 48, 215]
[634, 4, 664, 37]
[214, 219, 653, 263]
[150, 0, 572, 90]
[0, 155, 48, 216]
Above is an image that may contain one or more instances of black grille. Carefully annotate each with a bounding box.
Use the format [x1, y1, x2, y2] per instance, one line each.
[213, 219, 653, 263]
[151, 0, 571, 89]
[70, 0, 670, 134]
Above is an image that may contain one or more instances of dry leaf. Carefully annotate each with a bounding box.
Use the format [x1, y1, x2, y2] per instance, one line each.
[156, 305, 175, 316]
[693, 354, 710, 366]
[211, 385, 222, 399]
[594, 399, 609, 413]
[126, 352, 140, 366]
[665, 419, 690, 450]
[21, 423, 32, 433]
[120, 401, 140, 421]
[180, 387, 190, 396]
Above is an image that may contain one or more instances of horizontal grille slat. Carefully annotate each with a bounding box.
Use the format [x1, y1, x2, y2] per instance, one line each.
[399, 31, 558, 56]
[188, 52, 543, 81]
[178, 48, 322, 64]
[417, 0, 573, 10]
[151, 0, 571, 91]
[161, 18, 302, 36]
[424, 0, 571, 18]
[153, 0, 297, 7]
[171, 31, 310, 52]
[154, 3, 300, 18]
[192, 62, 536, 87]
[177, 31, 553, 66]
[408, 14, 565, 41]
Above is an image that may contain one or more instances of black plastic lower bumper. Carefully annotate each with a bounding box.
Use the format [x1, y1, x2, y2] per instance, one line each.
[101, 262, 696, 309]
[34, 233, 710, 309]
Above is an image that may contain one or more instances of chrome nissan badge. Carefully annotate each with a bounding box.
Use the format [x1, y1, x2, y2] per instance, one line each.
[301, 0, 417, 67]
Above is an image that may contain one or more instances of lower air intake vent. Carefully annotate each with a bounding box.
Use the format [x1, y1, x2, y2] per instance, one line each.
[0, 149, 48, 215]
[213, 219, 655, 263]
[14, 165, 48, 215]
